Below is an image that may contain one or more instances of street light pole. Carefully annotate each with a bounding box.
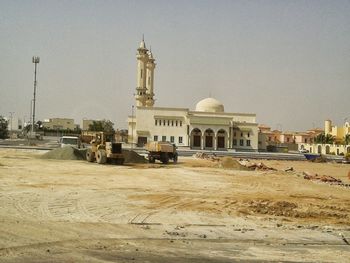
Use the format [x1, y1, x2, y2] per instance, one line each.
[131, 105, 134, 149]
[32, 56, 40, 135]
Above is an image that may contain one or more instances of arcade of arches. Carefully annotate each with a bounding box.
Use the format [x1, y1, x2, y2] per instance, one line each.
[190, 128, 228, 150]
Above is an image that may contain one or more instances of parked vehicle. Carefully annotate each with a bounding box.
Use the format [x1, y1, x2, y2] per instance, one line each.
[146, 141, 178, 164]
[59, 136, 81, 148]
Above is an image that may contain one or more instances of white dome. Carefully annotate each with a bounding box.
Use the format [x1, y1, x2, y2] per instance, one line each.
[195, 97, 224, 113]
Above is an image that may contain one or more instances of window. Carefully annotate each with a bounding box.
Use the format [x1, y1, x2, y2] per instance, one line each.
[170, 136, 174, 143]
[268, 137, 271, 141]
[176, 120, 178, 126]
[163, 120, 166, 126]
[180, 121, 182, 127]
[172, 120, 174, 126]
[304, 138, 307, 143]
[233, 139, 237, 146]
[233, 132, 236, 137]
[162, 136, 166, 142]
[287, 137, 290, 142]
[248, 132, 250, 138]
[247, 140, 251, 146]
[241, 132, 243, 137]
[141, 69, 143, 78]
[179, 136, 183, 144]
[155, 119, 157, 126]
[240, 139, 244, 146]
[167, 120, 170, 126]
[154, 135, 158, 141]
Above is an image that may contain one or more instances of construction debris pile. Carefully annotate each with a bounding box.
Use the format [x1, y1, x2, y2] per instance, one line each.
[193, 152, 219, 161]
[238, 159, 277, 171]
[303, 171, 349, 187]
[193, 153, 277, 171]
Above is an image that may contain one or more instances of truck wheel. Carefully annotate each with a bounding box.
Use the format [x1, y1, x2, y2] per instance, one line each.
[96, 149, 107, 164]
[116, 158, 125, 165]
[86, 149, 95, 162]
[174, 153, 178, 164]
[161, 153, 169, 164]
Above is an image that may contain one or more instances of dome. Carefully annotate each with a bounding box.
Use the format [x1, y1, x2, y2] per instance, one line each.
[195, 97, 224, 113]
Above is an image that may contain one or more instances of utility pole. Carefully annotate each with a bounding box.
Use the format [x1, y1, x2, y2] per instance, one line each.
[131, 105, 134, 149]
[32, 56, 40, 135]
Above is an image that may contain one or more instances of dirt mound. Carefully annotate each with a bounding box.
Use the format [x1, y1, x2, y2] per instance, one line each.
[122, 149, 147, 163]
[219, 157, 250, 170]
[40, 147, 87, 160]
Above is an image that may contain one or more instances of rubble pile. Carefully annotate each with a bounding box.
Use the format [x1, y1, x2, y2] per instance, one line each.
[238, 159, 277, 171]
[193, 152, 219, 161]
[303, 171, 349, 187]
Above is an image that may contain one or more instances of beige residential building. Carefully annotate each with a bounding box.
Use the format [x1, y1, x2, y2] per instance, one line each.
[128, 39, 258, 151]
[325, 119, 350, 142]
[43, 118, 75, 130]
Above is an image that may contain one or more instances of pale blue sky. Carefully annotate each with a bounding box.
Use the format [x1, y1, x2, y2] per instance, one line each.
[1, 0, 349, 130]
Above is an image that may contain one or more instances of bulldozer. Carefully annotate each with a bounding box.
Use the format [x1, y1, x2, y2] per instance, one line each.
[86, 132, 124, 165]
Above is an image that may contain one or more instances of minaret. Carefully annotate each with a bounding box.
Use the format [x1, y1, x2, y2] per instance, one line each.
[145, 47, 156, 107]
[135, 37, 149, 107]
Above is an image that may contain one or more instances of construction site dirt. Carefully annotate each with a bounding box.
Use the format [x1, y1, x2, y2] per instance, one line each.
[0, 149, 349, 262]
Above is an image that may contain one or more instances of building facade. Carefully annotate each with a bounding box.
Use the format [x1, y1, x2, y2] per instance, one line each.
[43, 118, 76, 130]
[128, 39, 258, 151]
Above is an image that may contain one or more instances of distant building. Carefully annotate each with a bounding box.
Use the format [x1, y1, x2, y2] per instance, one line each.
[298, 120, 350, 155]
[43, 118, 76, 130]
[6, 117, 23, 132]
[82, 119, 96, 131]
[258, 125, 322, 152]
[325, 119, 350, 143]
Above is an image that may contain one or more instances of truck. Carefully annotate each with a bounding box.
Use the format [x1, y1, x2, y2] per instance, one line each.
[86, 132, 124, 165]
[146, 141, 178, 164]
[59, 136, 81, 148]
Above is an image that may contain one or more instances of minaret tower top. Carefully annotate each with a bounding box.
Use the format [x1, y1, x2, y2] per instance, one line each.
[135, 37, 149, 107]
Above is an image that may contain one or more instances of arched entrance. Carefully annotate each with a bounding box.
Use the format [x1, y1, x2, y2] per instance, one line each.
[317, 145, 322, 154]
[217, 129, 226, 149]
[325, 145, 330, 154]
[204, 129, 214, 149]
[190, 128, 202, 149]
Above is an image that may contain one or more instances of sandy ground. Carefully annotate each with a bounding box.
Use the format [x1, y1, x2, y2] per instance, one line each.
[0, 149, 350, 262]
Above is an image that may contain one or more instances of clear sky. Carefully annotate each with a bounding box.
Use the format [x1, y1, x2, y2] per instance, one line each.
[1, 0, 349, 131]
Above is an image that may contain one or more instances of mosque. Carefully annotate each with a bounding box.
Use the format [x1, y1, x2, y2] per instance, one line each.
[128, 39, 259, 151]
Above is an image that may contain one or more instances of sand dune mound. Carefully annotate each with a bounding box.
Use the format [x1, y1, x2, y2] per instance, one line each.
[219, 157, 251, 170]
[40, 147, 87, 160]
[40, 147, 146, 163]
[122, 149, 147, 163]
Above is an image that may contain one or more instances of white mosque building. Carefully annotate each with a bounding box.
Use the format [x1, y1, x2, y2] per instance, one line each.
[128, 39, 259, 151]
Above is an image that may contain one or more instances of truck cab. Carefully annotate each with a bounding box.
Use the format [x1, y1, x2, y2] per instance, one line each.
[59, 136, 81, 148]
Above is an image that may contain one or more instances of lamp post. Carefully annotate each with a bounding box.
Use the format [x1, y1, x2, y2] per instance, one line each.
[32, 56, 40, 135]
[131, 105, 134, 149]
